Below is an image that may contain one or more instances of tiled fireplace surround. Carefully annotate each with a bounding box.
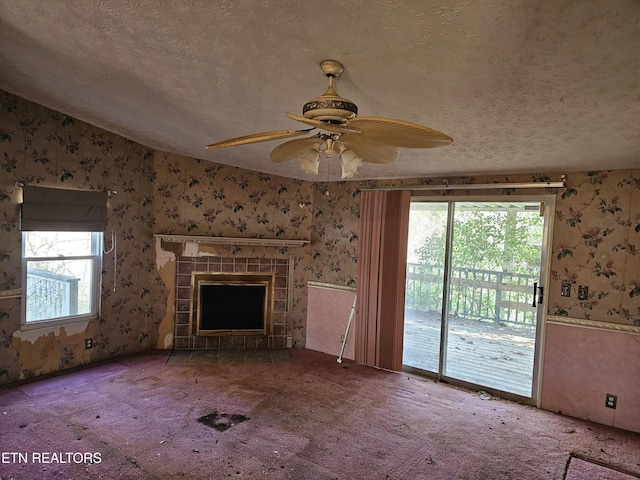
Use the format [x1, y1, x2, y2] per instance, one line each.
[174, 256, 290, 350]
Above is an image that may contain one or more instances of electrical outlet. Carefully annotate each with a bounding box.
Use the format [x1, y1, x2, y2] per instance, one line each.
[577, 285, 589, 300]
[605, 393, 617, 409]
[85, 338, 93, 349]
[561, 280, 571, 297]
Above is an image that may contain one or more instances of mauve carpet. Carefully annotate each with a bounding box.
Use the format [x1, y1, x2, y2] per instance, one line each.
[0, 349, 638, 479]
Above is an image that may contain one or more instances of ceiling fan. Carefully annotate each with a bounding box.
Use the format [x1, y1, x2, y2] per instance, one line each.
[206, 60, 453, 179]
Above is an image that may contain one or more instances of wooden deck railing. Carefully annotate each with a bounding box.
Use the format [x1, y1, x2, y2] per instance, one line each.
[405, 263, 537, 329]
[26, 269, 79, 321]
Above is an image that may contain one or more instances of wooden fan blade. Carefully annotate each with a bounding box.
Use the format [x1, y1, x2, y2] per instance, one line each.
[206, 128, 313, 149]
[339, 135, 399, 164]
[345, 116, 452, 148]
[286, 112, 361, 134]
[270, 137, 320, 163]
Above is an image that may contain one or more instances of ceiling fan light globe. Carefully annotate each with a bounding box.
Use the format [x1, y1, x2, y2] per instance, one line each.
[340, 148, 364, 179]
[297, 147, 321, 175]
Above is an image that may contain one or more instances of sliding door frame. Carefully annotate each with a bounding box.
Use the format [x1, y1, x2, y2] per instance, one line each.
[406, 194, 556, 407]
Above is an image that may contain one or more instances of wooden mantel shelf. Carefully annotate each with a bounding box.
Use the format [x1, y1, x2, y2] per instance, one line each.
[154, 234, 309, 248]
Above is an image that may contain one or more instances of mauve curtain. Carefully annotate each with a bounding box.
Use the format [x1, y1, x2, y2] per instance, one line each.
[355, 190, 410, 371]
[21, 185, 108, 231]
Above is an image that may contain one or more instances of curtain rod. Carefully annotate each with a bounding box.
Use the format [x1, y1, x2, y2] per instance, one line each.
[362, 176, 566, 192]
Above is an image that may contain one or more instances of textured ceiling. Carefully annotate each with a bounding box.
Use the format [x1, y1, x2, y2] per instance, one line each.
[1, 1, 638, 181]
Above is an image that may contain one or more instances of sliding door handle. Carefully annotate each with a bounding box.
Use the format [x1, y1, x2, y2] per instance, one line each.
[538, 286, 544, 304]
[532, 282, 544, 307]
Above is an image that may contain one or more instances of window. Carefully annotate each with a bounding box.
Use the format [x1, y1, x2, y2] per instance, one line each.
[19, 185, 108, 327]
[22, 231, 102, 326]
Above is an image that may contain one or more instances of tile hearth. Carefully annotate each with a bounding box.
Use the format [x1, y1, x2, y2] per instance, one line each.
[167, 349, 291, 365]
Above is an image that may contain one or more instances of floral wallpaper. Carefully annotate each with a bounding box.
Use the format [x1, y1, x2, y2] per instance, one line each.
[307, 182, 362, 287]
[551, 170, 640, 324]
[0, 90, 166, 383]
[153, 152, 313, 240]
[308, 173, 640, 326]
[1, 87, 637, 385]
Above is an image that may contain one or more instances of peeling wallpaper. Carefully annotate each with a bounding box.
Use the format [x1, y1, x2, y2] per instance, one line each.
[152, 151, 313, 348]
[1, 89, 638, 385]
[0, 91, 166, 382]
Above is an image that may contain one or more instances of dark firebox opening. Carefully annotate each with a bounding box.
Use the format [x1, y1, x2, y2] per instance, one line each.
[199, 284, 266, 331]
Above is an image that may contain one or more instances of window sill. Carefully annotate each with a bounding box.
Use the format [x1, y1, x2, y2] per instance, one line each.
[0, 288, 21, 299]
[21, 314, 97, 332]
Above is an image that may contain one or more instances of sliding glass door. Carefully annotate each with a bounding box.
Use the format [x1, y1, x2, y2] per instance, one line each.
[403, 199, 550, 399]
[403, 202, 448, 373]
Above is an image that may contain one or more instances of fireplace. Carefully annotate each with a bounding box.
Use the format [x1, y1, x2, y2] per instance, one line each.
[174, 256, 291, 350]
[190, 272, 274, 336]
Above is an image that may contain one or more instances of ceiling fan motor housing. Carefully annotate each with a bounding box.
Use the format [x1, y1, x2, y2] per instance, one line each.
[303, 60, 358, 123]
[302, 98, 358, 123]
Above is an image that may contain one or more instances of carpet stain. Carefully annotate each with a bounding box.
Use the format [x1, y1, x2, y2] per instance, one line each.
[197, 411, 249, 432]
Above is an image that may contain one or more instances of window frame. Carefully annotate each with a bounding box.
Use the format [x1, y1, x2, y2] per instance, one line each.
[21, 231, 103, 329]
